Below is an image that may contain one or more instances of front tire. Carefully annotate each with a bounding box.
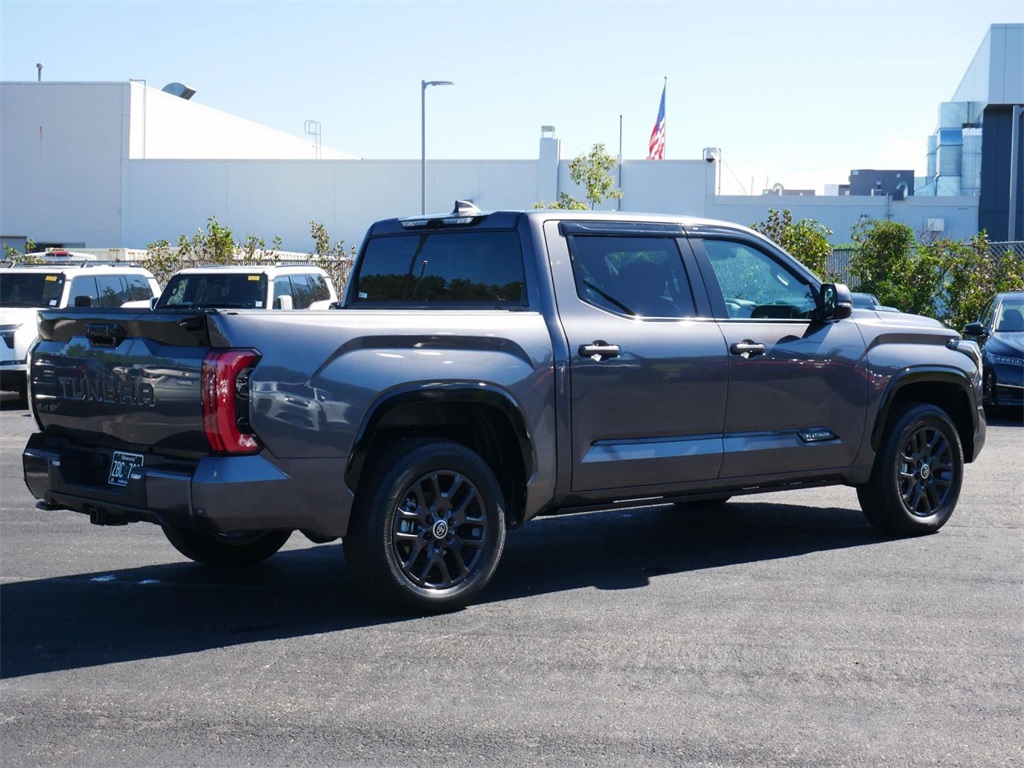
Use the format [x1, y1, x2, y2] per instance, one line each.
[163, 527, 292, 566]
[344, 439, 507, 613]
[857, 402, 964, 535]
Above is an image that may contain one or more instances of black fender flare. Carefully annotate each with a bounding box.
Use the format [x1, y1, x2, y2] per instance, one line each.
[345, 381, 535, 490]
[870, 366, 979, 454]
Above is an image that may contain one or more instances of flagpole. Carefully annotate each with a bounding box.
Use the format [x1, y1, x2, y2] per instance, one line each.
[617, 114, 623, 211]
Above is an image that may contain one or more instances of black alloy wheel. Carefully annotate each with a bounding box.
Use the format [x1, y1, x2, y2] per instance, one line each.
[857, 402, 964, 535]
[391, 468, 490, 591]
[896, 422, 957, 517]
[345, 438, 507, 613]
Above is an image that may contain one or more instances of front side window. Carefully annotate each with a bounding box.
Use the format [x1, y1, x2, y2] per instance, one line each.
[273, 276, 293, 308]
[702, 240, 817, 320]
[352, 231, 525, 306]
[69, 276, 99, 307]
[567, 235, 695, 318]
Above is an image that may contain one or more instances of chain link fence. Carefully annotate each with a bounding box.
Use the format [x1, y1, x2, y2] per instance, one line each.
[989, 241, 1024, 260]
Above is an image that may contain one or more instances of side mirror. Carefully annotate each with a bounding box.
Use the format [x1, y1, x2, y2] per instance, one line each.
[74, 295, 93, 308]
[275, 294, 294, 310]
[962, 321, 987, 338]
[819, 283, 852, 322]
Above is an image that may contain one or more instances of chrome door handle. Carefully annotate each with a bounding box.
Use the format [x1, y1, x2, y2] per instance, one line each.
[579, 342, 621, 361]
[730, 341, 766, 358]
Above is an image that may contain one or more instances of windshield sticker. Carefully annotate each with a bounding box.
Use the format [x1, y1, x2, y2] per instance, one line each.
[49, 300, 57, 306]
[255, 301, 263, 307]
[248, 275, 260, 281]
[45, 275, 57, 281]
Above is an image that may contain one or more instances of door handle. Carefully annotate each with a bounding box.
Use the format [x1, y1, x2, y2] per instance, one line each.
[730, 341, 766, 358]
[579, 341, 621, 361]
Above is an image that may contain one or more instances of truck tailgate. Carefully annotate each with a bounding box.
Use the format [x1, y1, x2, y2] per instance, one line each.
[30, 308, 214, 453]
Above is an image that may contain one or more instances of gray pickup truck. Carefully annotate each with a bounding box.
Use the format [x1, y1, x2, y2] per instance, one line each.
[23, 206, 986, 612]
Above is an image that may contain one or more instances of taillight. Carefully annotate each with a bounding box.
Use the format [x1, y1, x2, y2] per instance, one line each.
[202, 349, 261, 454]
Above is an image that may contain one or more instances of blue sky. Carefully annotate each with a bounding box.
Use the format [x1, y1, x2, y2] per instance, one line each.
[1, 0, 1021, 193]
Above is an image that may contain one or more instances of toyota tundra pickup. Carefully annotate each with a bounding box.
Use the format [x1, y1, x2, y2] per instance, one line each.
[23, 206, 987, 612]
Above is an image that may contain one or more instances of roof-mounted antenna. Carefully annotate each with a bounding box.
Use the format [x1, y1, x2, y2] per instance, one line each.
[452, 200, 480, 216]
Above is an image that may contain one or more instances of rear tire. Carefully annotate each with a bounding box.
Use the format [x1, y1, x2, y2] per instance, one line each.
[163, 527, 292, 566]
[857, 402, 963, 535]
[344, 438, 507, 614]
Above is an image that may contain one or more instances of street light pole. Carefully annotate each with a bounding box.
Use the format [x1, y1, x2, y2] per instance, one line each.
[421, 79, 453, 215]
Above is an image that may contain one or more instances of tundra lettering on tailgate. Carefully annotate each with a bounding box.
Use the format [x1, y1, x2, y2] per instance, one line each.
[58, 376, 156, 406]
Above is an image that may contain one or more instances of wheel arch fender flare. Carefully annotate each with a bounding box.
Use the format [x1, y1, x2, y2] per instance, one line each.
[871, 366, 980, 459]
[345, 381, 536, 493]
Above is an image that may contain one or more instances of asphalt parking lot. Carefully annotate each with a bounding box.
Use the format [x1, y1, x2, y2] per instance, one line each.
[1, 394, 1021, 767]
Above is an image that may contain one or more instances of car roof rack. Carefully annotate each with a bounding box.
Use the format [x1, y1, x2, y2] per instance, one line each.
[0, 259, 146, 268]
[176, 262, 328, 269]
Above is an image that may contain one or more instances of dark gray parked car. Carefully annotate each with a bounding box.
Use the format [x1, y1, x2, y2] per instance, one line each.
[963, 290, 1024, 410]
[23, 207, 986, 612]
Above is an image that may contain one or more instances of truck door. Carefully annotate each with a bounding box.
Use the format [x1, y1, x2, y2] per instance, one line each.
[544, 221, 729, 494]
[690, 236, 869, 478]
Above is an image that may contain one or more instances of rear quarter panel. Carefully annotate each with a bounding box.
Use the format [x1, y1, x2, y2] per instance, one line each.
[207, 308, 558, 499]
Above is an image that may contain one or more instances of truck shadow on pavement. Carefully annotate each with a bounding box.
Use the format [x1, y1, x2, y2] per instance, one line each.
[1, 501, 888, 679]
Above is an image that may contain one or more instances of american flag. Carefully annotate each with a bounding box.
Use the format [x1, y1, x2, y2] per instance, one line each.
[647, 83, 666, 160]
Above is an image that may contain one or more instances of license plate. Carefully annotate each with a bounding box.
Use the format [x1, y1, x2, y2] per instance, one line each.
[108, 451, 144, 486]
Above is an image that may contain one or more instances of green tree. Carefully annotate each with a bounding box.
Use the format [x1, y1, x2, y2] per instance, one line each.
[309, 220, 356, 294]
[849, 219, 942, 316]
[751, 208, 835, 278]
[2, 239, 40, 263]
[145, 216, 240, 284]
[536, 143, 622, 210]
[936, 232, 1024, 329]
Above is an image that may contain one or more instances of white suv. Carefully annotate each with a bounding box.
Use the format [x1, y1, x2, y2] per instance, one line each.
[0, 260, 160, 402]
[154, 264, 338, 310]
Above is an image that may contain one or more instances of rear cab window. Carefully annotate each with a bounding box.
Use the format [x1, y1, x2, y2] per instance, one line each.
[350, 231, 526, 307]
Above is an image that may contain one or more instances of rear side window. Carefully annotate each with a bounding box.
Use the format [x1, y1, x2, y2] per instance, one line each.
[351, 231, 525, 306]
[567, 235, 695, 318]
[124, 275, 154, 301]
[308, 273, 331, 302]
[96, 275, 126, 307]
[0, 272, 65, 308]
[289, 274, 315, 309]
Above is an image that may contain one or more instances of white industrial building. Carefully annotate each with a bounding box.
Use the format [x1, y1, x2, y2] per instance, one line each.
[2, 24, 1019, 254]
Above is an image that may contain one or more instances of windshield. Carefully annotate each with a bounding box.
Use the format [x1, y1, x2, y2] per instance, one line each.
[158, 273, 268, 309]
[0, 272, 66, 308]
[995, 298, 1024, 333]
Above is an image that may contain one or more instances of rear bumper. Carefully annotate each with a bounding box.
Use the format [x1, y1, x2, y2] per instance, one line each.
[23, 433, 353, 538]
